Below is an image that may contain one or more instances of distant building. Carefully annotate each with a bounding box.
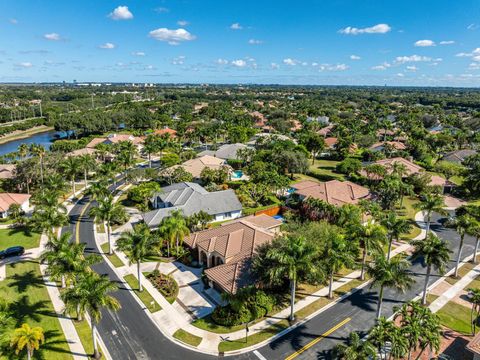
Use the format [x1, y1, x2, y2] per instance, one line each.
[153, 127, 177, 138]
[143, 182, 242, 228]
[442, 150, 477, 165]
[369, 141, 407, 152]
[0, 164, 16, 180]
[168, 155, 230, 179]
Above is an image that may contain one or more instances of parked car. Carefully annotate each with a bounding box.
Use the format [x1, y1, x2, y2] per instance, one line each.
[0, 246, 25, 259]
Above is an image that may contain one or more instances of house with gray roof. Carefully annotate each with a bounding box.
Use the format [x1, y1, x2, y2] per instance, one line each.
[143, 182, 242, 228]
[198, 143, 249, 160]
[442, 149, 477, 165]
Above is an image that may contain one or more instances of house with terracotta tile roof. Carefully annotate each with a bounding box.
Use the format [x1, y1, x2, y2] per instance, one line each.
[369, 141, 407, 152]
[86, 134, 144, 150]
[317, 124, 334, 137]
[0, 164, 16, 180]
[324, 137, 338, 149]
[154, 127, 177, 138]
[291, 179, 372, 206]
[168, 155, 231, 179]
[184, 214, 282, 294]
[0, 193, 31, 218]
[65, 148, 98, 158]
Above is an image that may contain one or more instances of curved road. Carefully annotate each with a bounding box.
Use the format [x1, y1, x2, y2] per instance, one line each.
[66, 183, 473, 360]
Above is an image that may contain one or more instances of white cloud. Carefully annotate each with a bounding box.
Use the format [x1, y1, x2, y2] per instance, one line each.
[406, 65, 418, 71]
[148, 28, 196, 45]
[248, 39, 263, 45]
[469, 62, 480, 70]
[44, 33, 61, 41]
[397, 73, 405, 77]
[439, 40, 455, 45]
[230, 23, 243, 30]
[339, 23, 391, 35]
[455, 48, 480, 58]
[467, 23, 479, 30]
[414, 39, 435, 47]
[394, 55, 431, 64]
[350, 55, 361, 60]
[99, 42, 116, 49]
[371, 62, 391, 70]
[177, 20, 189, 26]
[155, 7, 169, 13]
[16, 62, 33, 68]
[172, 56, 186, 65]
[132, 51, 145, 56]
[215, 58, 229, 65]
[271, 62, 280, 70]
[283, 58, 298, 66]
[231, 59, 247, 67]
[9, 19, 18, 24]
[318, 63, 349, 71]
[109, 6, 133, 20]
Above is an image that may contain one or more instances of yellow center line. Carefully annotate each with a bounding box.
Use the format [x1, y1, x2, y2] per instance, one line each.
[75, 200, 92, 244]
[284, 317, 352, 360]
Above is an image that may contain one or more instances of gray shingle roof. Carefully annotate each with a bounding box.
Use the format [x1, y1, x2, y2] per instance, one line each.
[198, 143, 249, 160]
[442, 150, 477, 164]
[143, 182, 242, 227]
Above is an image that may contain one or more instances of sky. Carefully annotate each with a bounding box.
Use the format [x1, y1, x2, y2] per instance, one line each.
[1, 0, 480, 86]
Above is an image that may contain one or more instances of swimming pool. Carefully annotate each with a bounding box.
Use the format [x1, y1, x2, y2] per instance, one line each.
[231, 170, 244, 179]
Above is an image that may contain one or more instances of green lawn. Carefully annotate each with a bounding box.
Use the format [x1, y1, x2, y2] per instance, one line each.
[72, 318, 105, 359]
[0, 260, 72, 360]
[0, 227, 41, 250]
[307, 159, 345, 182]
[173, 329, 202, 347]
[396, 197, 422, 240]
[192, 315, 247, 334]
[218, 320, 289, 353]
[123, 274, 161, 313]
[436, 301, 473, 335]
[100, 243, 124, 268]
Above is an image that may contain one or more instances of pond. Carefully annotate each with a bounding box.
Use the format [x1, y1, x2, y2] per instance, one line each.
[0, 130, 63, 156]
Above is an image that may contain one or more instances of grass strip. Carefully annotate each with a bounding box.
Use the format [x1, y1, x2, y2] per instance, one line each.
[123, 274, 161, 313]
[173, 329, 202, 347]
[100, 243, 124, 268]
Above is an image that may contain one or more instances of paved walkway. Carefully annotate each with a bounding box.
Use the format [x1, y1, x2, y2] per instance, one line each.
[429, 264, 480, 313]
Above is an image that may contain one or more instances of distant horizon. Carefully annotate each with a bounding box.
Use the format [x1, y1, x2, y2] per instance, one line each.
[1, 1, 480, 87]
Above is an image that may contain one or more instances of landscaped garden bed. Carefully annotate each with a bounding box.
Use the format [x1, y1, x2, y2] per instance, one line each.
[146, 270, 179, 303]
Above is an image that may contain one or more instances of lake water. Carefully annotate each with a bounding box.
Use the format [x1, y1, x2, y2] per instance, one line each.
[0, 130, 62, 156]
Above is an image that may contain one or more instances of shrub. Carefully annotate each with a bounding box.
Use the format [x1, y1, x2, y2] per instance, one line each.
[147, 271, 179, 302]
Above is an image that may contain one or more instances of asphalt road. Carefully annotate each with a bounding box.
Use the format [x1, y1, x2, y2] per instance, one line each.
[65, 175, 472, 360]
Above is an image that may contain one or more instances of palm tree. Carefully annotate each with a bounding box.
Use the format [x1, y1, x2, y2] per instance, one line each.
[78, 154, 96, 187]
[161, 210, 190, 256]
[29, 144, 46, 185]
[62, 156, 80, 196]
[469, 219, 480, 264]
[352, 220, 387, 280]
[412, 233, 451, 305]
[414, 193, 446, 237]
[69, 272, 120, 359]
[10, 323, 45, 360]
[334, 331, 376, 360]
[18, 143, 29, 160]
[324, 232, 356, 299]
[265, 235, 318, 321]
[116, 224, 156, 291]
[45, 174, 69, 198]
[468, 288, 480, 335]
[30, 205, 68, 238]
[0, 299, 14, 346]
[98, 162, 119, 187]
[369, 316, 398, 360]
[452, 214, 476, 277]
[85, 180, 110, 200]
[142, 134, 159, 168]
[381, 212, 412, 260]
[367, 255, 414, 319]
[89, 195, 127, 255]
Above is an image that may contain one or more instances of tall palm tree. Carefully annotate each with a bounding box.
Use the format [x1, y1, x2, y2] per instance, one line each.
[414, 193, 446, 237]
[78, 154, 96, 187]
[142, 134, 159, 168]
[161, 210, 190, 256]
[0, 299, 14, 346]
[468, 288, 480, 335]
[469, 219, 480, 264]
[452, 214, 476, 277]
[68, 272, 120, 359]
[381, 211, 412, 260]
[369, 316, 398, 360]
[10, 323, 44, 360]
[18, 143, 29, 160]
[352, 220, 387, 280]
[98, 162, 119, 187]
[367, 255, 414, 319]
[62, 156, 80, 196]
[85, 180, 110, 201]
[116, 224, 156, 291]
[89, 195, 127, 255]
[324, 232, 356, 299]
[412, 233, 451, 305]
[334, 331, 376, 360]
[30, 205, 68, 238]
[265, 235, 318, 321]
[29, 143, 46, 185]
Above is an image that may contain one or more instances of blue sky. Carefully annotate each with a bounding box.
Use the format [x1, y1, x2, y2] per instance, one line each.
[1, 0, 480, 86]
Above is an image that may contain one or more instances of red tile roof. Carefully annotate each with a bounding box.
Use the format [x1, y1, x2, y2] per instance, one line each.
[0, 193, 30, 212]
